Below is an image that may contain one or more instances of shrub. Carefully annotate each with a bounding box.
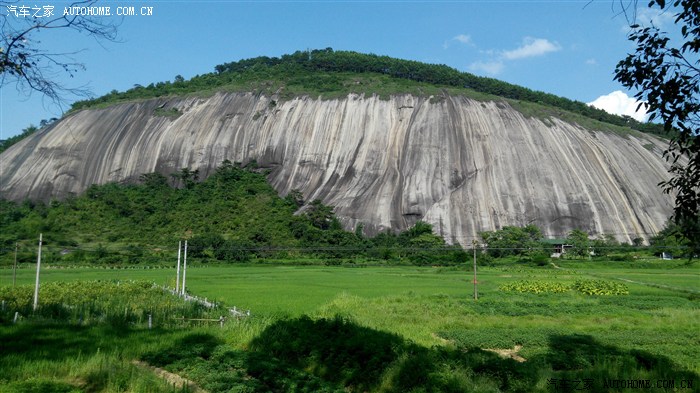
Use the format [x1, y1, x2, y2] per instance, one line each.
[572, 280, 629, 296]
[499, 280, 570, 294]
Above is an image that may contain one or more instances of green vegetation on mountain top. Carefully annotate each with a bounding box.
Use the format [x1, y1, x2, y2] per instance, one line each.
[69, 48, 665, 137]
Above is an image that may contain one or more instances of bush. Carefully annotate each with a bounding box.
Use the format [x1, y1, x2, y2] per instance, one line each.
[572, 280, 629, 296]
[528, 252, 550, 266]
[610, 254, 635, 262]
[499, 280, 570, 294]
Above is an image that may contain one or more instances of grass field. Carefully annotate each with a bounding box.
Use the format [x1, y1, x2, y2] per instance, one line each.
[2, 262, 699, 392]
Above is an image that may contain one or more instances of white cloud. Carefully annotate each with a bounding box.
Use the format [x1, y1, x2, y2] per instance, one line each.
[453, 34, 473, 45]
[620, 8, 675, 33]
[588, 91, 648, 122]
[469, 60, 504, 75]
[585, 58, 598, 65]
[460, 36, 560, 76]
[635, 7, 675, 28]
[444, 34, 474, 49]
[502, 37, 561, 60]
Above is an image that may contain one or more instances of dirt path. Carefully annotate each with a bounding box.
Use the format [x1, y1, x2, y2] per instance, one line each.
[132, 360, 207, 393]
[484, 345, 526, 362]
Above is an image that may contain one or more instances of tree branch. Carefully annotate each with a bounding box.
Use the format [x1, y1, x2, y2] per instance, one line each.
[0, 0, 119, 105]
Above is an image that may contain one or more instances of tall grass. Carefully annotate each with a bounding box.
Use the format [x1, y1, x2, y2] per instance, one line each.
[0, 280, 224, 327]
[0, 322, 197, 392]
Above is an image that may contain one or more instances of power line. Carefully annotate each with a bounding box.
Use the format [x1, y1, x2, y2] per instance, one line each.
[0, 243, 690, 254]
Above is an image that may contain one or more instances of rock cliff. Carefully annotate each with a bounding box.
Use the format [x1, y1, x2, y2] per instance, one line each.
[0, 92, 673, 244]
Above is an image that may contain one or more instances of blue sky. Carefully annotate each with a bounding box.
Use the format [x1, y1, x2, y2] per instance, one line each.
[1, 0, 672, 139]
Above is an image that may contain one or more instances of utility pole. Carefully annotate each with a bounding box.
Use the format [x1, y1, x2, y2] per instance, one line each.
[176, 240, 181, 293]
[12, 243, 18, 287]
[33, 234, 43, 311]
[181, 240, 188, 296]
[472, 240, 478, 301]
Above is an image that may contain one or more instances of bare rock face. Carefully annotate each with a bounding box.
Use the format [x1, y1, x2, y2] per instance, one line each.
[0, 92, 673, 244]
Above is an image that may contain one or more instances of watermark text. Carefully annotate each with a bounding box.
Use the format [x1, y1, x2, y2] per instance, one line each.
[6, 4, 155, 18]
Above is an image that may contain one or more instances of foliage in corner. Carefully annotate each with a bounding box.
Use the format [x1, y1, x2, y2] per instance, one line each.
[615, 0, 700, 258]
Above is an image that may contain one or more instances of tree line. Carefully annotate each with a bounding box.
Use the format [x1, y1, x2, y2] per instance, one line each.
[214, 48, 666, 135]
[477, 223, 694, 264]
[67, 49, 665, 137]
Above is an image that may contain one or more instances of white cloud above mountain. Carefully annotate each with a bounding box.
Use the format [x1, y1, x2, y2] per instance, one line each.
[502, 37, 561, 60]
[588, 91, 648, 122]
[443, 34, 474, 49]
[465, 36, 561, 75]
[453, 34, 473, 45]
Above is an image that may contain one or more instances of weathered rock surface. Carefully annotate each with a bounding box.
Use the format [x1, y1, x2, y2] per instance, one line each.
[0, 92, 673, 244]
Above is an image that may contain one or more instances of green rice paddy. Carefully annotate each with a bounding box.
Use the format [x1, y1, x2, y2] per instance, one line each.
[2, 262, 699, 392]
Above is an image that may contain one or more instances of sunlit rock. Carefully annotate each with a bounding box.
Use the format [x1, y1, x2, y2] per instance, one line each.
[0, 92, 673, 244]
